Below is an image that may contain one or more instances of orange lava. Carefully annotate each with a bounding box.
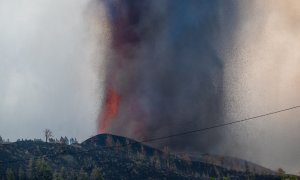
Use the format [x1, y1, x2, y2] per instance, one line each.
[99, 88, 120, 133]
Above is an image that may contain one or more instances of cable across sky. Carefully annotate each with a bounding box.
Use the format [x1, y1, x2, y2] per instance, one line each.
[0, 105, 299, 165]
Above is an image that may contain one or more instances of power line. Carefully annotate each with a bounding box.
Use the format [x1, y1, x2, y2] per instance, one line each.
[0, 105, 299, 166]
[140, 105, 300, 143]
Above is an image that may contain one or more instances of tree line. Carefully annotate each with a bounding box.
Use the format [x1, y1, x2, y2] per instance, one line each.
[0, 129, 78, 145]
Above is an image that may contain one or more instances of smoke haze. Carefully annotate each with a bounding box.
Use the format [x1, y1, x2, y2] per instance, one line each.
[0, 0, 101, 141]
[223, 0, 300, 174]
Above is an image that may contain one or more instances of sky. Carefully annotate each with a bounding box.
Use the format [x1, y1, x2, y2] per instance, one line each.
[0, 0, 299, 174]
[223, 0, 300, 174]
[0, 0, 105, 142]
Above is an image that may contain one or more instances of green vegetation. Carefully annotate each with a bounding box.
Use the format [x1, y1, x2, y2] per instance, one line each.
[280, 174, 298, 180]
[6, 168, 15, 180]
[34, 158, 53, 180]
[4, 158, 104, 180]
[90, 167, 104, 180]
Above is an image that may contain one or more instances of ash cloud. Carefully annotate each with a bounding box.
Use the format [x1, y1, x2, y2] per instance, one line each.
[97, 0, 239, 152]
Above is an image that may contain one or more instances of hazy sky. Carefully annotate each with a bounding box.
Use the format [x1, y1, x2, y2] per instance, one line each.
[0, 0, 299, 174]
[223, 0, 300, 174]
[0, 0, 103, 142]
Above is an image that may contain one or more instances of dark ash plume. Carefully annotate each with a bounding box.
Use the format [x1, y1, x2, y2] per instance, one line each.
[95, 0, 239, 152]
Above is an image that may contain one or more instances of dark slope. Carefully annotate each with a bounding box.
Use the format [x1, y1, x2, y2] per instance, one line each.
[82, 133, 162, 156]
[0, 134, 281, 179]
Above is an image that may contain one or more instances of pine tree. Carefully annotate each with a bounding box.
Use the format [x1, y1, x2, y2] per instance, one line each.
[115, 140, 121, 152]
[60, 137, 65, 144]
[33, 158, 53, 180]
[64, 136, 69, 145]
[126, 139, 132, 158]
[52, 171, 61, 180]
[18, 167, 25, 180]
[77, 169, 88, 180]
[26, 158, 34, 179]
[6, 168, 15, 180]
[90, 167, 104, 180]
[138, 145, 145, 161]
[151, 151, 161, 169]
[70, 138, 74, 144]
[58, 167, 67, 180]
[162, 146, 170, 168]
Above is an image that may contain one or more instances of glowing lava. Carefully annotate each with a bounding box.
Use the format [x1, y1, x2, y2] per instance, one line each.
[99, 88, 120, 133]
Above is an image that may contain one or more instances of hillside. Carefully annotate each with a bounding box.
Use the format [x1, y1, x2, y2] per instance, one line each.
[0, 134, 282, 179]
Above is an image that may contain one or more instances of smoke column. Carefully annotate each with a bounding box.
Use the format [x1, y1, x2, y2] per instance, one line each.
[96, 0, 239, 152]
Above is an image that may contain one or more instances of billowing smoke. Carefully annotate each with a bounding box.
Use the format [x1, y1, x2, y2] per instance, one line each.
[95, 0, 239, 152]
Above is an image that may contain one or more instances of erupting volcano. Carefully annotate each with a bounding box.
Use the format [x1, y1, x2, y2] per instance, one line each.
[97, 0, 238, 152]
[98, 0, 144, 133]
